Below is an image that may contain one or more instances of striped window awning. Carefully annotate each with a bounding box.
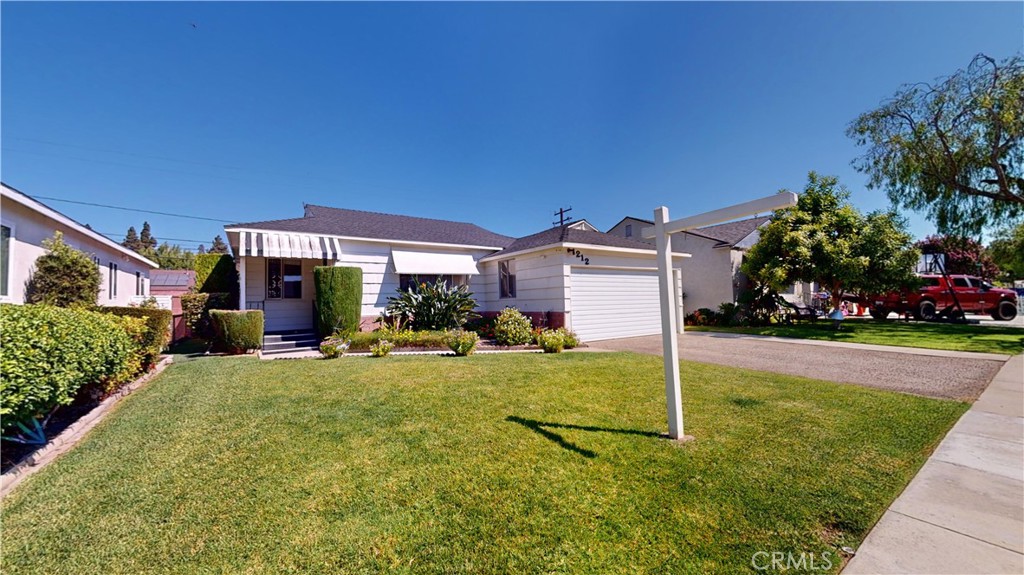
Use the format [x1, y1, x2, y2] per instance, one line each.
[236, 231, 343, 259]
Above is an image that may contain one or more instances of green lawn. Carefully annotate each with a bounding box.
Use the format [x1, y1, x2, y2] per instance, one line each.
[2, 353, 967, 574]
[687, 319, 1024, 355]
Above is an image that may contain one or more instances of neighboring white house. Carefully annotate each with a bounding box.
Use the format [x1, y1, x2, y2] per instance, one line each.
[607, 215, 815, 313]
[224, 205, 687, 344]
[0, 183, 158, 306]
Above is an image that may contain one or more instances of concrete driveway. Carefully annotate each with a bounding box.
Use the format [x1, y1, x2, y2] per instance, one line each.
[593, 332, 1008, 401]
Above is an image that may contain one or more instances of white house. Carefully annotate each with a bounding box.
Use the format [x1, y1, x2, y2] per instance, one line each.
[607, 215, 815, 313]
[224, 204, 687, 347]
[0, 183, 158, 306]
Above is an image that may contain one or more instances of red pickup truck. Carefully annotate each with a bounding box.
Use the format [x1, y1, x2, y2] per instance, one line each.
[870, 274, 1019, 321]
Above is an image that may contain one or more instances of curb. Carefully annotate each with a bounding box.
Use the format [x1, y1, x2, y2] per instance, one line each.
[0, 356, 175, 500]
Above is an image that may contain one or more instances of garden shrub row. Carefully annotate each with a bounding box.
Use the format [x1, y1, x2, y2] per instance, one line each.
[0, 304, 149, 433]
[101, 306, 172, 370]
[209, 310, 264, 354]
[181, 292, 234, 339]
[347, 330, 449, 352]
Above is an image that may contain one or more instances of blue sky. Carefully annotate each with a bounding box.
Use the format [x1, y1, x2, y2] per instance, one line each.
[2, 2, 1021, 250]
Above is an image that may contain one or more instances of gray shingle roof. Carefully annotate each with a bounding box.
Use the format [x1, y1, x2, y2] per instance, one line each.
[499, 224, 657, 255]
[685, 216, 769, 247]
[226, 204, 515, 249]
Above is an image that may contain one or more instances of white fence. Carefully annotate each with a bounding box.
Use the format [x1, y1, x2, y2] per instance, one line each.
[128, 295, 173, 310]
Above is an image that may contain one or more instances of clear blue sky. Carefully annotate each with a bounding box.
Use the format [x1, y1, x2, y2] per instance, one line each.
[2, 2, 1021, 249]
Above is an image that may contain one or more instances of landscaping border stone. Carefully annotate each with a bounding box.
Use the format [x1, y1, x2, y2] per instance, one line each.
[0, 356, 174, 499]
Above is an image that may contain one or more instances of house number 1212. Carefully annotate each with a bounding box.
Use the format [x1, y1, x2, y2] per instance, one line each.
[567, 248, 589, 265]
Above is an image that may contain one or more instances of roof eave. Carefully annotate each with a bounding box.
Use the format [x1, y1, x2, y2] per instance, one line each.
[479, 241, 690, 262]
[224, 227, 507, 253]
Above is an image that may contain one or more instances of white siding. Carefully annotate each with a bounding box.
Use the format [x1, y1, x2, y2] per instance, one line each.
[0, 198, 154, 306]
[479, 249, 568, 314]
[671, 233, 736, 313]
[570, 267, 662, 341]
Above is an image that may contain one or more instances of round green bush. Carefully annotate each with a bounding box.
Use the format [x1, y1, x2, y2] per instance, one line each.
[493, 307, 533, 346]
[536, 329, 566, 353]
[443, 329, 479, 356]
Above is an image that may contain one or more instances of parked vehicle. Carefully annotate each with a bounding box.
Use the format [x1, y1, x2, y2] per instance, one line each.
[869, 274, 1019, 321]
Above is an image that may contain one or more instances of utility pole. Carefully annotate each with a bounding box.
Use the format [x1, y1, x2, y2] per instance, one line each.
[553, 206, 574, 227]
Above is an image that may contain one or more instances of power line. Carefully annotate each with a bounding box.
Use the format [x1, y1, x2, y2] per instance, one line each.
[100, 232, 209, 244]
[30, 195, 234, 223]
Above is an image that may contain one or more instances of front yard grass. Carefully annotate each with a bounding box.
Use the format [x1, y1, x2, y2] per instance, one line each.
[687, 318, 1024, 355]
[1, 353, 967, 574]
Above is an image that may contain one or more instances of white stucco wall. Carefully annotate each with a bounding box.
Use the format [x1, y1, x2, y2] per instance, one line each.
[670, 233, 736, 313]
[1, 197, 154, 306]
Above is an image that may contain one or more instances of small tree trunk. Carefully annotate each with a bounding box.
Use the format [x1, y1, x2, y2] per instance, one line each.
[831, 281, 844, 311]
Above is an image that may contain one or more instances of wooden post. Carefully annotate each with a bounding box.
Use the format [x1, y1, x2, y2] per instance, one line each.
[654, 207, 684, 440]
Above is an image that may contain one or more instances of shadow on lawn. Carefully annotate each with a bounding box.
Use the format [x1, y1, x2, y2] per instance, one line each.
[505, 415, 661, 459]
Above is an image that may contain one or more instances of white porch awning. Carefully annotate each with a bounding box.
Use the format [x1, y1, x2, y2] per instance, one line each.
[391, 249, 480, 275]
[236, 231, 344, 259]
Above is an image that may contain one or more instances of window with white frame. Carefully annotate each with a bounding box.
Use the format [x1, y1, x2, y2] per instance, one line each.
[499, 260, 516, 299]
[108, 262, 118, 299]
[0, 224, 11, 298]
[267, 258, 302, 299]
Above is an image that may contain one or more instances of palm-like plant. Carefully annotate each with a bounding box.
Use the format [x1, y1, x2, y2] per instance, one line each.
[385, 277, 479, 331]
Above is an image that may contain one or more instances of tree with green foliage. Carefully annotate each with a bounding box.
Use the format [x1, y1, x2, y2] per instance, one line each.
[742, 172, 919, 310]
[122, 226, 142, 251]
[988, 223, 1024, 282]
[141, 242, 196, 270]
[314, 267, 363, 336]
[26, 231, 102, 307]
[915, 234, 999, 279]
[209, 235, 229, 254]
[848, 53, 1024, 235]
[139, 222, 157, 250]
[193, 253, 237, 294]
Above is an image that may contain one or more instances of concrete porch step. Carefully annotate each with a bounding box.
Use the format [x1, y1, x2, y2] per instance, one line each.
[262, 331, 319, 355]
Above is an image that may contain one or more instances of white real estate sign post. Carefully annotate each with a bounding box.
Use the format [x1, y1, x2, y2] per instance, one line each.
[643, 192, 799, 440]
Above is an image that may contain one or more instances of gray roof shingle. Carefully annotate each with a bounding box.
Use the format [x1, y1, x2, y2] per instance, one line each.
[684, 216, 769, 247]
[498, 223, 657, 256]
[226, 204, 515, 249]
[150, 270, 196, 287]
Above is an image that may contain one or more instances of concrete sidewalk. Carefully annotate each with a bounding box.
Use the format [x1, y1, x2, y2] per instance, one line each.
[843, 354, 1024, 574]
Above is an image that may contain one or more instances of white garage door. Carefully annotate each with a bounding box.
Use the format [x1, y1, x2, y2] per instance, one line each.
[570, 267, 663, 342]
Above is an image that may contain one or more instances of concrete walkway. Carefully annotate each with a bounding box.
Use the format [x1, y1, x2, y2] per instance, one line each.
[844, 354, 1024, 574]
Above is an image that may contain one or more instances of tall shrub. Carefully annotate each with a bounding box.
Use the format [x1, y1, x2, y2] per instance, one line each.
[0, 304, 145, 432]
[181, 292, 234, 339]
[209, 310, 263, 354]
[194, 254, 237, 294]
[26, 231, 101, 307]
[314, 266, 363, 336]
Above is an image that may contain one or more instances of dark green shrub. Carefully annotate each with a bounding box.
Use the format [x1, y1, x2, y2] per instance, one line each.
[443, 330, 479, 356]
[101, 306, 172, 369]
[314, 266, 363, 337]
[26, 231, 101, 307]
[209, 310, 263, 354]
[385, 277, 478, 331]
[194, 254, 237, 294]
[0, 304, 146, 432]
[493, 307, 533, 346]
[181, 292, 234, 339]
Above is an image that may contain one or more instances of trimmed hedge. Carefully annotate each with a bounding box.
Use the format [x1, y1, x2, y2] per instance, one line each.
[101, 306, 172, 369]
[181, 292, 234, 339]
[210, 310, 264, 354]
[314, 266, 363, 337]
[194, 254, 238, 294]
[0, 304, 146, 432]
[348, 330, 448, 352]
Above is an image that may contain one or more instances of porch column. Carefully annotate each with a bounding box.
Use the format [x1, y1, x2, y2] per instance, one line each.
[238, 256, 246, 310]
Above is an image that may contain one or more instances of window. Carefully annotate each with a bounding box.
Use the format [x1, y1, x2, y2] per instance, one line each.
[0, 224, 10, 297]
[399, 274, 456, 292]
[267, 258, 302, 299]
[108, 262, 118, 299]
[625, 224, 633, 238]
[499, 260, 516, 299]
[921, 277, 941, 287]
[136, 271, 143, 296]
[952, 277, 971, 288]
